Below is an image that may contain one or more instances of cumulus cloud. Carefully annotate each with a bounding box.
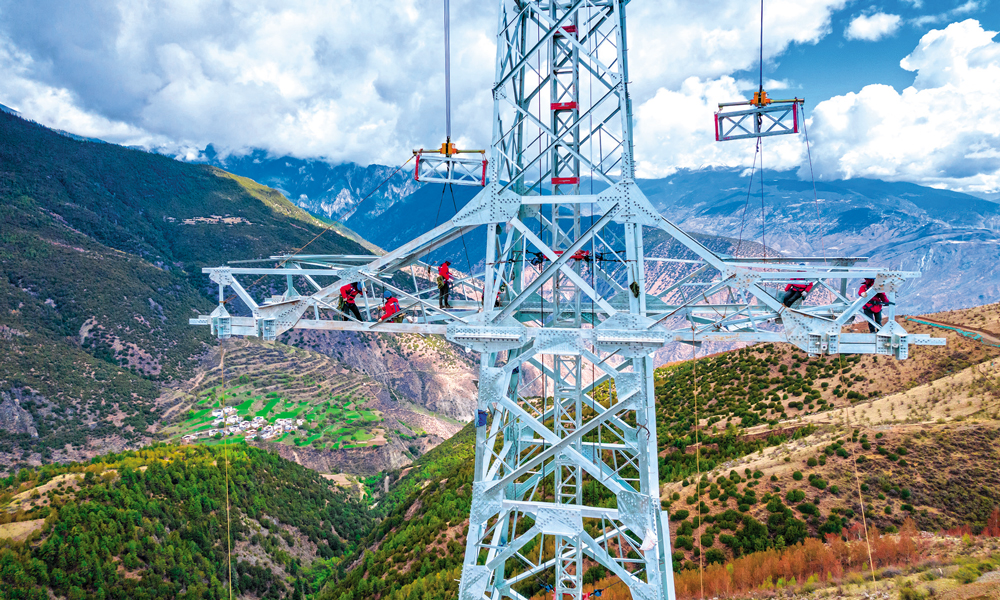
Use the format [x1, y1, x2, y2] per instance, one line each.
[0, 0, 497, 165]
[805, 20, 1000, 192]
[0, 0, 847, 168]
[845, 12, 902, 41]
[632, 76, 804, 178]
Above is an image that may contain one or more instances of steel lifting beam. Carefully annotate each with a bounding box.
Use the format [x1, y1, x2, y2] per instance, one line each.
[189, 1, 943, 599]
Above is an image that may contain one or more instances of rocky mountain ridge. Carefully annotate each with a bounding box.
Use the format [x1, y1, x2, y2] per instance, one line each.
[206, 151, 1000, 314]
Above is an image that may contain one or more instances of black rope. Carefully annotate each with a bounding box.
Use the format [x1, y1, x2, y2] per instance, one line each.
[759, 0, 765, 95]
[449, 183, 478, 302]
[434, 184, 447, 227]
[735, 140, 760, 257]
[760, 138, 767, 258]
[801, 104, 828, 264]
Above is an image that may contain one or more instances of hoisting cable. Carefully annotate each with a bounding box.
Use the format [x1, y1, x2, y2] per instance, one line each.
[757, 0, 768, 259]
[449, 183, 479, 303]
[735, 141, 761, 258]
[801, 106, 829, 264]
[220, 349, 234, 600]
[839, 352, 878, 586]
[760, 138, 767, 258]
[691, 328, 705, 600]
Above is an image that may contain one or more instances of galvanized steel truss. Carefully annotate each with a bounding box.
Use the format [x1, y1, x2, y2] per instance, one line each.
[190, 2, 943, 599]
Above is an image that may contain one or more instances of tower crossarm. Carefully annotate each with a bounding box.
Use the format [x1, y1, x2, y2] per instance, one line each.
[188, 2, 943, 599]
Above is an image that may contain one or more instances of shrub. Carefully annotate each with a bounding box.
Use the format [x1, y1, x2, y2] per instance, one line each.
[786, 489, 806, 503]
[705, 548, 726, 565]
[899, 581, 926, 600]
[954, 566, 979, 584]
[671, 510, 690, 521]
[807, 457, 818, 467]
[796, 502, 819, 516]
[792, 471, 803, 481]
[700, 533, 715, 547]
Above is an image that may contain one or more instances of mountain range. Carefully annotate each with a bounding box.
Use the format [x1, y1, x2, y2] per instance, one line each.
[202, 151, 1000, 314]
[0, 111, 470, 474]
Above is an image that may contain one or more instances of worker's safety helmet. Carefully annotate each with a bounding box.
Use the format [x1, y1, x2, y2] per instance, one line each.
[864, 278, 875, 285]
[383, 290, 393, 299]
[444, 261, 451, 266]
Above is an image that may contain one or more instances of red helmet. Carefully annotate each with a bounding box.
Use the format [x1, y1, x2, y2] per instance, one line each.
[864, 278, 875, 285]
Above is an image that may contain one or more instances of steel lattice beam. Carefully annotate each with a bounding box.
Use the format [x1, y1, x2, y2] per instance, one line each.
[189, 2, 944, 599]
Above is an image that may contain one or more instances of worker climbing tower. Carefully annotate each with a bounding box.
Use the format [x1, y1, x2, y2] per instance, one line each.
[190, 1, 945, 598]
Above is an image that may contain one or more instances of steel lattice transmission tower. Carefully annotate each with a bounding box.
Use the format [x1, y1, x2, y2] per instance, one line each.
[190, 1, 945, 599]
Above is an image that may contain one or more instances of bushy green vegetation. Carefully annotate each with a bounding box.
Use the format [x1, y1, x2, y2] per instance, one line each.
[652, 344, 856, 481]
[0, 110, 371, 466]
[0, 444, 371, 600]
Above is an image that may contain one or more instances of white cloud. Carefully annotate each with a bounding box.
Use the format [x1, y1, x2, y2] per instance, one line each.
[845, 12, 902, 41]
[632, 76, 804, 178]
[0, 0, 847, 168]
[805, 20, 1000, 193]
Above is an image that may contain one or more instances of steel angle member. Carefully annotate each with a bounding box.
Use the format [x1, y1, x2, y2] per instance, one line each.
[529, 329, 588, 355]
[459, 565, 491, 600]
[911, 334, 946, 346]
[450, 183, 522, 226]
[593, 330, 669, 356]
[208, 304, 231, 339]
[535, 506, 584, 536]
[477, 366, 507, 411]
[616, 490, 657, 539]
[207, 266, 236, 287]
[877, 319, 909, 355]
[595, 183, 662, 226]
[447, 319, 527, 352]
[255, 298, 309, 338]
[595, 313, 668, 356]
[470, 481, 504, 524]
[610, 371, 643, 403]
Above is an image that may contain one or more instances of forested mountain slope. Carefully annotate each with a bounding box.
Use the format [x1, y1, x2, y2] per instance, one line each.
[0, 111, 370, 470]
[319, 304, 1000, 600]
[0, 444, 371, 599]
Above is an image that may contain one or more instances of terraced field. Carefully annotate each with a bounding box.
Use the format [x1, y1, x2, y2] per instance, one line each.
[162, 339, 390, 451]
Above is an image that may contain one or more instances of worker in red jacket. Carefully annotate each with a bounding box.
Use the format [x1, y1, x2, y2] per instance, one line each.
[781, 280, 814, 307]
[858, 277, 891, 332]
[380, 290, 403, 322]
[437, 261, 453, 309]
[339, 282, 363, 321]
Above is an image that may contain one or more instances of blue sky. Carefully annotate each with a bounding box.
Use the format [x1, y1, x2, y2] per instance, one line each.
[0, 0, 997, 193]
[764, 0, 999, 105]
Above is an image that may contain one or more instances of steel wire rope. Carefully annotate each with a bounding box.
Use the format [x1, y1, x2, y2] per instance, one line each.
[734, 141, 761, 258]
[448, 184, 478, 304]
[760, 140, 768, 259]
[220, 349, 234, 600]
[839, 351, 878, 586]
[801, 105, 829, 264]
[220, 155, 414, 305]
[691, 328, 705, 600]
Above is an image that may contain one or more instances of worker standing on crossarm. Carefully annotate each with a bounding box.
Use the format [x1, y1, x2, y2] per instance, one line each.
[437, 261, 453, 308]
[781, 264, 814, 308]
[380, 290, 403, 323]
[339, 281, 364, 321]
[858, 277, 891, 333]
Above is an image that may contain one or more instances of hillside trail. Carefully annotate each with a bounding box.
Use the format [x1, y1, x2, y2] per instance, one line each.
[904, 316, 1000, 347]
